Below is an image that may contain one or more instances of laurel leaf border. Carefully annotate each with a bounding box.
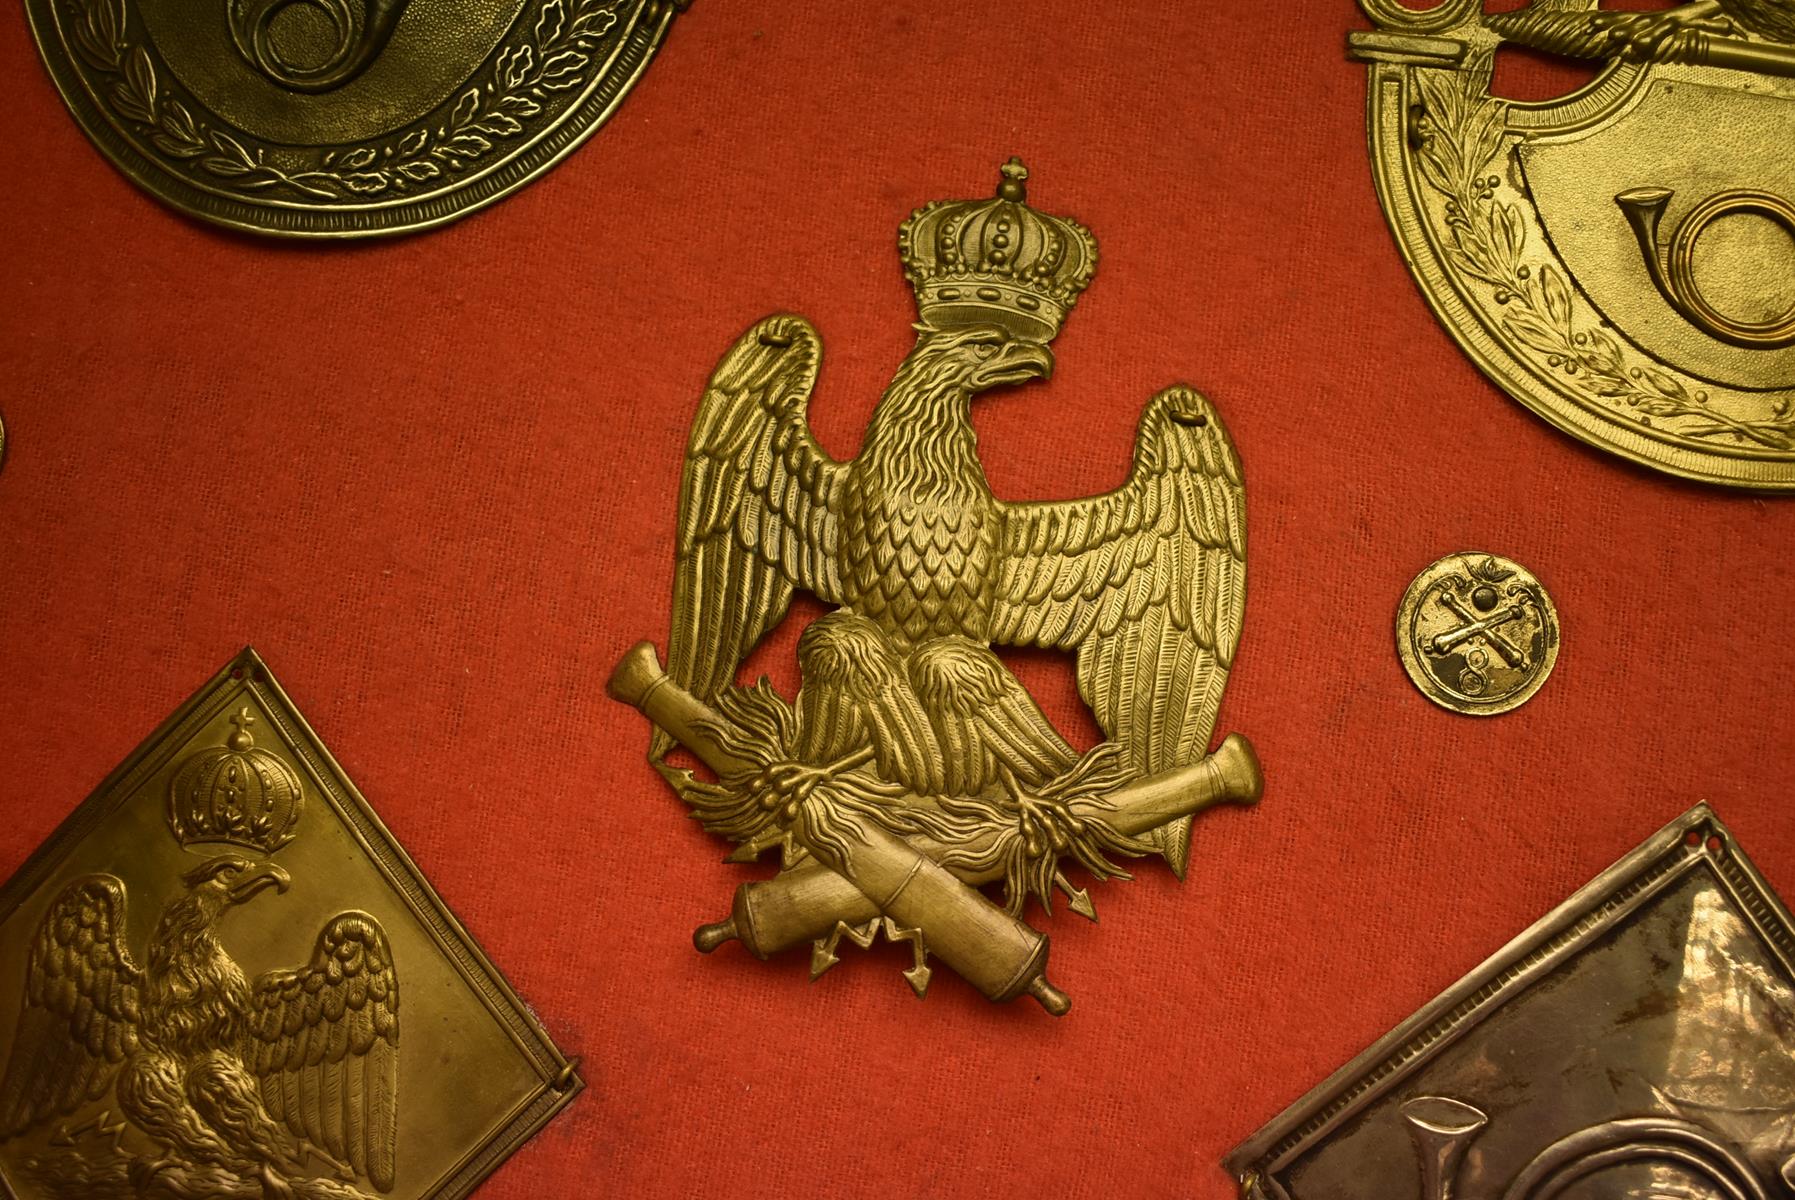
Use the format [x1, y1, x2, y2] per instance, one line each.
[69, 0, 625, 202]
[1412, 62, 1795, 451]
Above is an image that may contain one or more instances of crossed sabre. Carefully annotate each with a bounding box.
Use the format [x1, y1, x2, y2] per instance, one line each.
[608, 641, 1263, 1015]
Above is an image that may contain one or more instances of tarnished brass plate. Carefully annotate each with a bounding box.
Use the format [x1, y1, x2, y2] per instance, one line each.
[0, 649, 580, 1199]
[1350, 0, 1795, 489]
[25, 0, 686, 237]
[606, 159, 1263, 1017]
[1395, 552, 1559, 716]
[1226, 803, 1795, 1198]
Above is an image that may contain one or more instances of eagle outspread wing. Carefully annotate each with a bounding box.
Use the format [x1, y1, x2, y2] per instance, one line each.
[660, 314, 847, 756]
[992, 386, 1246, 879]
[0, 874, 142, 1138]
[243, 911, 398, 1191]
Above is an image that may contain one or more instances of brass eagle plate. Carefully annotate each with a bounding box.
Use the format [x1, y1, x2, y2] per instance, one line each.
[608, 159, 1264, 1016]
[25, 0, 685, 237]
[1226, 803, 1795, 1199]
[0, 649, 580, 1199]
[1350, 0, 1795, 489]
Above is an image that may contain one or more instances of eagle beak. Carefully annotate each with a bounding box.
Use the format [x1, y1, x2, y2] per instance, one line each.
[971, 341, 1054, 391]
[228, 862, 291, 904]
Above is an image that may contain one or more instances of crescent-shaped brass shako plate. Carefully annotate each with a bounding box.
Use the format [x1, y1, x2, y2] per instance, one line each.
[1350, 0, 1795, 490]
[25, 0, 686, 237]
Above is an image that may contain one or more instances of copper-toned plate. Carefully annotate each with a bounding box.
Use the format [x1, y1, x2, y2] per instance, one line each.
[1227, 803, 1795, 1198]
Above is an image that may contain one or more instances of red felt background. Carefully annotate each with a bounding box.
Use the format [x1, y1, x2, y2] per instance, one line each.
[2, 2, 1791, 1197]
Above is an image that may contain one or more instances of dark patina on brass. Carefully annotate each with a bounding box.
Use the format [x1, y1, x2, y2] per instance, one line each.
[0, 649, 581, 1199]
[1226, 803, 1795, 1199]
[25, 0, 688, 237]
[607, 159, 1263, 1016]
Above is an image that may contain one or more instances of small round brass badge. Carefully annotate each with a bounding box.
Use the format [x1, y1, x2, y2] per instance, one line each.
[1396, 552, 1559, 716]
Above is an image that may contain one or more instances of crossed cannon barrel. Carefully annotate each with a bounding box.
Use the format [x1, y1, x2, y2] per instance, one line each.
[608, 641, 1263, 1013]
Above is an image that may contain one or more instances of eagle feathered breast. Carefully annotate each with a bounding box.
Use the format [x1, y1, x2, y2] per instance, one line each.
[660, 314, 1245, 877]
[0, 870, 398, 1192]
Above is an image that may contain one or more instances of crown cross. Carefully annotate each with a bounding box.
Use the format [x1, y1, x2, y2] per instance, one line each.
[997, 156, 1028, 201]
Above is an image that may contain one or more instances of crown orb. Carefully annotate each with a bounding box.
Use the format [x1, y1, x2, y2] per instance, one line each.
[225, 707, 256, 751]
[997, 156, 1029, 201]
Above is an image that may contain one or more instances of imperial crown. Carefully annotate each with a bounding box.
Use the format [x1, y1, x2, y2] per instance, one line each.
[168, 707, 303, 854]
[899, 157, 1098, 344]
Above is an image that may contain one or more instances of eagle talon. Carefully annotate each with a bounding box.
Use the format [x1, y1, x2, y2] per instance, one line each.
[128, 1155, 175, 1195]
[1592, 8, 1738, 60]
[997, 765, 1082, 857]
[257, 1162, 297, 1200]
[752, 760, 836, 820]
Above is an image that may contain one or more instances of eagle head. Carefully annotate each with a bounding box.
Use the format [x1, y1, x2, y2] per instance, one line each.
[179, 852, 291, 919]
[912, 324, 1054, 396]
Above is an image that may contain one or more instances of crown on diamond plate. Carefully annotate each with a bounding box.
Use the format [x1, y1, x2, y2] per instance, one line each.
[168, 707, 303, 854]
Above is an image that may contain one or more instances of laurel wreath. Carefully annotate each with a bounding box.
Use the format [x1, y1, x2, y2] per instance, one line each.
[1414, 65, 1795, 451]
[65, 0, 622, 200]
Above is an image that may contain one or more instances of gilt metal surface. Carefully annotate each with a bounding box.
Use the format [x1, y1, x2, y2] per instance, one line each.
[0, 649, 580, 1199]
[1226, 803, 1795, 1199]
[1350, 0, 1795, 489]
[607, 158, 1263, 1016]
[1396, 552, 1559, 716]
[25, 0, 686, 237]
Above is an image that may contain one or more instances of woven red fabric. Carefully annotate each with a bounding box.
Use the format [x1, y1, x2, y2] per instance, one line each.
[2, 2, 1791, 1196]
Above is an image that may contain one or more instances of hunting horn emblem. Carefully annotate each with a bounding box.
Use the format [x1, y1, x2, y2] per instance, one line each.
[1348, 0, 1795, 488]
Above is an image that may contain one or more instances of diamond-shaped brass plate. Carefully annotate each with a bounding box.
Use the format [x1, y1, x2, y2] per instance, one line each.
[0, 649, 580, 1200]
[1227, 803, 1795, 1199]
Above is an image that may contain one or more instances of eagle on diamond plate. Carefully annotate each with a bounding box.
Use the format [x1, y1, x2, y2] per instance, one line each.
[649, 158, 1246, 886]
[0, 860, 398, 1200]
